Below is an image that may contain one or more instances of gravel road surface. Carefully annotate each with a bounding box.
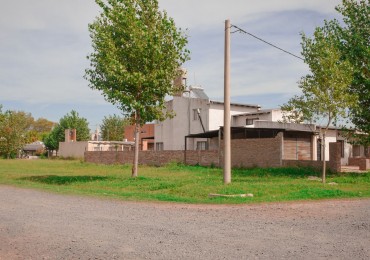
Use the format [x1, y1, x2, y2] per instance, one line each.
[0, 185, 369, 259]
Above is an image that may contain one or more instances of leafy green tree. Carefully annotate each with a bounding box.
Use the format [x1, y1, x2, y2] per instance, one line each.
[334, 0, 370, 145]
[281, 25, 357, 183]
[0, 109, 34, 159]
[56, 110, 90, 143]
[101, 114, 128, 141]
[43, 125, 61, 156]
[85, 0, 189, 177]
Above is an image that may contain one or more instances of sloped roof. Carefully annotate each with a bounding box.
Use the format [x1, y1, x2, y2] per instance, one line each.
[23, 142, 45, 151]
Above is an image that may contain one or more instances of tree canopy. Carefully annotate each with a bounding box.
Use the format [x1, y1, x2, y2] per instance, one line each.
[43, 110, 90, 154]
[101, 114, 128, 141]
[334, 0, 370, 144]
[85, 0, 189, 176]
[56, 110, 90, 143]
[0, 108, 34, 158]
[281, 24, 357, 183]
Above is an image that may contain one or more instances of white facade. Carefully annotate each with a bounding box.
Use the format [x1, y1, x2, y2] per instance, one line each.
[153, 88, 367, 166]
[232, 109, 284, 126]
[155, 90, 260, 150]
[59, 141, 134, 158]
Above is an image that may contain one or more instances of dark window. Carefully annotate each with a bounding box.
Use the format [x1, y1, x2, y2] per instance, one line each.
[196, 141, 207, 150]
[246, 118, 259, 125]
[156, 142, 164, 151]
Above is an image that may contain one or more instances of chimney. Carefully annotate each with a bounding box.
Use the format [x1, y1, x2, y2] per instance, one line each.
[65, 129, 77, 142]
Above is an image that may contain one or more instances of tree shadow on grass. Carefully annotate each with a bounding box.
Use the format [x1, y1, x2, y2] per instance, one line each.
[21, 175, 109, 185]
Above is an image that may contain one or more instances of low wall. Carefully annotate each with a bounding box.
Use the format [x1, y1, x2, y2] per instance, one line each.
[59, 141, 88, 158]
[85, 134, 283, 168]
[85, 150, 219, 167]
[84, 137, 342, 172]
[283, 142, 342, 173]
[220, 132, 283, 168]
[348, 157, 370, 170]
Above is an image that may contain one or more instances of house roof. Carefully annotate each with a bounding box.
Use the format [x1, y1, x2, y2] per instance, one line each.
[210, 100, 261, 109]
[189, 87, 209, 100]
[233, 111, 271, 117]
[185, 125, 315, 140]
[23, 142, 44, 151]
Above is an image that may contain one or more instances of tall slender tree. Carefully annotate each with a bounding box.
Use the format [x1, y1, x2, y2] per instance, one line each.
[85, 0, 189, 177]
[334, 0, 370, 145]
[281, 25, 357, 183]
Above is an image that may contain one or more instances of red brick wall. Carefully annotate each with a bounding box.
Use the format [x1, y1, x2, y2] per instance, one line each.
[85, 134, 283, 168]
[348, 157, 370, 170]
[220, 132, 283, 168]
[283, 142, 342, 173]
[84, 150, 219, 167]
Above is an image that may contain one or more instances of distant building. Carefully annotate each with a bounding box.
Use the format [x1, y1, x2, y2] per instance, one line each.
[124, 124, 155, 151]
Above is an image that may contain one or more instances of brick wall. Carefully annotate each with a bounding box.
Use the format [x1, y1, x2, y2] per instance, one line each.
[85, 134, 282, 168]
[283, 142, 342, 173]
[348, 157, 370, 170]
[220, 132, 283, 168]
[85, 150, 219, 167]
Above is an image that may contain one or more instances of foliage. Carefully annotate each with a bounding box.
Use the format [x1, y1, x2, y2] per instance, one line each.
[0, 160, 369, 204]
[0, 109, 34, 159]
[42, 111, 90, 153]
[281, 24, 357, 183]
[43, 125, 62, 155]
[101, 114, 128, 141]
[56, 110, 90, 142]
[85, 0, 189, 177]
[334, 0, 370, 145]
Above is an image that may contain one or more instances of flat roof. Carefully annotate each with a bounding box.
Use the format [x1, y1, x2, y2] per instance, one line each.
[233, 111, 271, 117]
[185, 126, 315, 139]
[210, 100, 261, 108]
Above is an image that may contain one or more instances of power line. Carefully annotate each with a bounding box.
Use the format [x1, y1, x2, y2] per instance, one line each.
[231, 24, 304, 61]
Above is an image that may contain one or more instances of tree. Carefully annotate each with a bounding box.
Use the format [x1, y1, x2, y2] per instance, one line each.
[42, 110, 90, 154]
[101, 114, 128, 141]
[281, 25, 357, 183]
[0, 109, 34, 159]
[85, 0, 189, 177]
[56, 110, 90, 142]
[43, 125, 61, 156]
[334, 0, 370, 145]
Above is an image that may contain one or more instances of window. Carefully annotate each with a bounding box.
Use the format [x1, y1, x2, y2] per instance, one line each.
[246, 118, 259, 125]
[193, 108, 201, 120]
[197, 141, 208, 150]
[156, 142, 164, 151]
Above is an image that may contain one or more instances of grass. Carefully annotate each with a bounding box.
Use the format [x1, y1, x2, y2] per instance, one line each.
[0, 159, 369, 204]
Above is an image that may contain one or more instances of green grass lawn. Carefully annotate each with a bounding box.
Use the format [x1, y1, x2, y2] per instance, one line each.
[0, 159, 369, 204]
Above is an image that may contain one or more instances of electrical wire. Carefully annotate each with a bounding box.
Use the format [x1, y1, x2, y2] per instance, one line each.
[231, 24, 304, 61]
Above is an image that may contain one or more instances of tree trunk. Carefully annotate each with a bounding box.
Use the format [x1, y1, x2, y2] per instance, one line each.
[132, 111, 140, 178]
[322, 132, 326, 184]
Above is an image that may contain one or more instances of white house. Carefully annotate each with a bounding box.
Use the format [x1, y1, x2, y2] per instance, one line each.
[154, 86, 261, 150]
[153, 83, 369, 167]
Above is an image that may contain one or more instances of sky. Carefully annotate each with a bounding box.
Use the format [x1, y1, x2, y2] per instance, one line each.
[0, 0, 342, 130]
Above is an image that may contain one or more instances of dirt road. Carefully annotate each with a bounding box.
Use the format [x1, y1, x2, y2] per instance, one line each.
[0, 185, 369, 259]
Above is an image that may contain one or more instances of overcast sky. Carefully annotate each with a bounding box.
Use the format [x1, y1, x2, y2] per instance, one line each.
[0, 0, 342, 130]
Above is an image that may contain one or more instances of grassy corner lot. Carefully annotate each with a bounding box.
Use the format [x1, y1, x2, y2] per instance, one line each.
[0, 159, 369, 204]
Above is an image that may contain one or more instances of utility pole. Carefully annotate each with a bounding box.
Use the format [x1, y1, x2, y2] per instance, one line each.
[223, 19, 231, 184]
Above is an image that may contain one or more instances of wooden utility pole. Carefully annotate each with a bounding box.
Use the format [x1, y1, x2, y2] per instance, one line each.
[223, 19, 231, 184]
